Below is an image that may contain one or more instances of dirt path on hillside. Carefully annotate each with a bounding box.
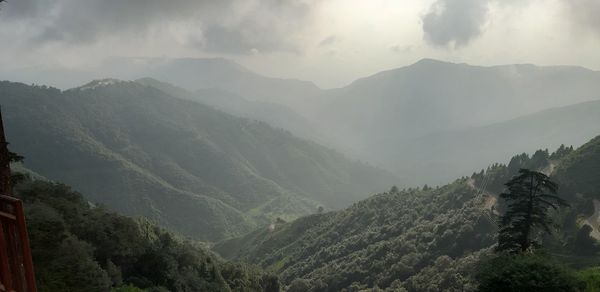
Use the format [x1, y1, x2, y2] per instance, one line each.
[584, 199, 600, 240]
[467, 178, 498, 211]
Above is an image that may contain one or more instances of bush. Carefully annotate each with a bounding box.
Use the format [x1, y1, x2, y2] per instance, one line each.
[476, 254, 582, 292]
[577, 267, 600, 292]
[112, 284, 144, 292]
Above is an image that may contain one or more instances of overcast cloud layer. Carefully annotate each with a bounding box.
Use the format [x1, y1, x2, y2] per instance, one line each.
[0, 0, 599, 88]
[4, 0, 320, 54]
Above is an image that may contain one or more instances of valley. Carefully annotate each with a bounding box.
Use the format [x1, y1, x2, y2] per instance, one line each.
[4, 58, 600, 292]
[3, 1, 600, 290]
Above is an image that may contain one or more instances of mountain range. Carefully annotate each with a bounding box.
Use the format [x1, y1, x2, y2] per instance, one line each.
[399, 98, 600, 183]
[311, 59, 600, 184]
[135, 77, 325, 144]
[1, 80, 395, 242]
[3, 57, 322, 116]
[6, 57, 600, 186]
[3, 56, 600, 291]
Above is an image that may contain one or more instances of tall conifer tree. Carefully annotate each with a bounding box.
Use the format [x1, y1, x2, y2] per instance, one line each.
[497, 169, 568, 253]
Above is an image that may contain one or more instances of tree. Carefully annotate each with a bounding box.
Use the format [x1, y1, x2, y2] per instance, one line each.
[287, 278, 311, 292]
[8, 150, 26, 185]
[550, 144, 573, 160]
[529, 149, 550, 169]
[497, 169, 569, 253]
[571, 224, 598, 255]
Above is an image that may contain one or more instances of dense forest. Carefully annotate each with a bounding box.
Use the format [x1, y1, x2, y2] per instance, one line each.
[215, 136, 600, 291]
[21, 139, 600, 291]
[14, 175, 279, 292]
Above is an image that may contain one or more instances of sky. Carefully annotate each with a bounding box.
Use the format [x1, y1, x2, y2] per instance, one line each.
[0, 0, 599, 88]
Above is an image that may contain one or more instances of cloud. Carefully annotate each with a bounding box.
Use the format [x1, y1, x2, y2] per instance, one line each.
[198, 1, 316, 54]
[563, 0, 600, 37]
[1, 0, 320, 54]
[421, 0, 600, 49]
[421, 0, 491, 48]
[318, 35, 338, 47]
[390, 45, 414, 54]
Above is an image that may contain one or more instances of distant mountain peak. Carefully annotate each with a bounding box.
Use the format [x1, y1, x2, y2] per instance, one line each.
[408, 58, 472, 70]
[412, 58, 450, 66]
[74, 78, 128, 91]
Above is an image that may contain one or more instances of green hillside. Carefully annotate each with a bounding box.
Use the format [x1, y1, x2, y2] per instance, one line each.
[0, 80, 395, 241]
[215, 178, 499, 291]
[554, 136, 600, 198]
[214, 137, 600, 291]
[215, 179, 494, 291]
[15, 176, 278, 292]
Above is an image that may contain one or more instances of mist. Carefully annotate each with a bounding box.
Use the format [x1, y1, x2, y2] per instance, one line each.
[1, 0, 600, 291]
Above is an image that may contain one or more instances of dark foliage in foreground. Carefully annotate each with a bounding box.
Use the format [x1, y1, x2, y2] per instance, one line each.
[15, 178, 279, 292]
[476, 254, 581, 292]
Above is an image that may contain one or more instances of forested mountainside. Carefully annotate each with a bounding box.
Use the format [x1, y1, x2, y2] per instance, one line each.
[554, 136, 600, 198]
[312, 59, 600, 184]
[215, 135, 600, 291]
[135, 78, 324, 144]
[216, 180, 495, 291]
[15, 176, 279, 292]
[0, 80, 395, 241]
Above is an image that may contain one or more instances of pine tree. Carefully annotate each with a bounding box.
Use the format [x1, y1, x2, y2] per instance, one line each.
[497, 169, 568, 253]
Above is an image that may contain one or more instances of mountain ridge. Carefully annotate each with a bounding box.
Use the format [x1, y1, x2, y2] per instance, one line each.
[134, 77, 326, 143]
[5, 57, 600, 188]
[0, 80, 396, 241]
[311, 59, 600, 184]
[399, 98, 600, 184]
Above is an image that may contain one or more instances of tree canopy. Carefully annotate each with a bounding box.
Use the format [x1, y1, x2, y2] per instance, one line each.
[15, 177, 279, 291]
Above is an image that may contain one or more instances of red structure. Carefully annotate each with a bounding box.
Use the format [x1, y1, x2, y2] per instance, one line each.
[0, 110, 36, 292]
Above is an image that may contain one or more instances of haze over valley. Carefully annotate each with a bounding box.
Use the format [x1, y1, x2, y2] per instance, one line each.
[2, 0, 600, 291]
